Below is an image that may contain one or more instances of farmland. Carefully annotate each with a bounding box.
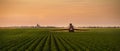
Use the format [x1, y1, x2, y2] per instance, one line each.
[0, 28, 120, 51]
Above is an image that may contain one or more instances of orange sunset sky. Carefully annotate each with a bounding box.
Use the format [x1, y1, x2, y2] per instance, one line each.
[0, 0, 120, 27]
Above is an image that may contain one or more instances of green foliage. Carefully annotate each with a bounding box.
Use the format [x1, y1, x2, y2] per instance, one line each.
[0, 28, 120, 51]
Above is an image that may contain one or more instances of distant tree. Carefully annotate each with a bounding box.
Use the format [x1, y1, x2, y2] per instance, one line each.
[36, 24, 40, 28]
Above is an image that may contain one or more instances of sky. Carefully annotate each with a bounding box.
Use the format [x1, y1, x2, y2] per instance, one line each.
[0, 0, 120, 27]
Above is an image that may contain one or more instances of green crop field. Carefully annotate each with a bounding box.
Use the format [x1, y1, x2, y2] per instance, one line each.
[0, 28, 120, 51]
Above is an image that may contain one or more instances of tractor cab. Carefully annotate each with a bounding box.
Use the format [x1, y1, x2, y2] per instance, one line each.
[69, 23, 74, 32]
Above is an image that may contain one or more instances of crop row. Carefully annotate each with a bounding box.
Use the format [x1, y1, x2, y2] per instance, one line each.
[0, 30, 120, 51]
